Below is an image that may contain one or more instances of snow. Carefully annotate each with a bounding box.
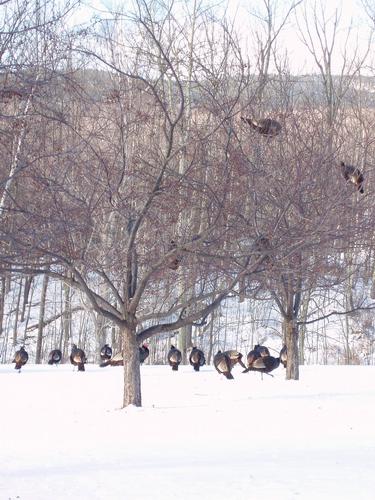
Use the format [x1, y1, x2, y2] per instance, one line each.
[1, 363, 375, 499]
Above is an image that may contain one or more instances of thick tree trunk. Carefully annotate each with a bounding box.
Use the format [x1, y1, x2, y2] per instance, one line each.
[122, 325, 142, 408]
[284, 318, 299, 380]
[178, 324, 192, 364]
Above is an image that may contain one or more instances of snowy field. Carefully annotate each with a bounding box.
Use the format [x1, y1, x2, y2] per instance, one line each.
[1, 363, 375, 500]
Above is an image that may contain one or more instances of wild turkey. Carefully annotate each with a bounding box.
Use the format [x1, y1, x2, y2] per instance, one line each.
[189, 347, 206, 372]
[245, 344, 270, 368]
[48, 349, 62, 366]
[224, 349, 247, 370]
[340, 161, 364, 193]
[241, 116, 282, 137]
[167, 345, 182, 371]
[100, 352, 123, 367]
[167, 240, 183, 270]
[12, 346, 28, 372]
[139, 344, 150, 364]
[213, 350, 234, 379]
[100, 344, 112, 362]
[243, 354, 280, 377]
[280, 345, 287, 368]
[70, 344, 87, 372]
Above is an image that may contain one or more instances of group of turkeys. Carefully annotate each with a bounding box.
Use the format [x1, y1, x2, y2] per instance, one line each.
[11, 342, 150, 372]
[241, 116, 365, 194]
[12, 342, 287, 379]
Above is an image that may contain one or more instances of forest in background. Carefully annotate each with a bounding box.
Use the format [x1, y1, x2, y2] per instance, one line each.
[2, 0, 375, 406]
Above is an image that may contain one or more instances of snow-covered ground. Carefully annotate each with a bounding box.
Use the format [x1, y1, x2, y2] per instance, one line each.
[1, 362, 375, 500]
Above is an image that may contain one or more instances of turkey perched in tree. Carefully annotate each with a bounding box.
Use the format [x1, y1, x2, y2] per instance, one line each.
[70, 344, 87, 372]
[340, 161, 364, 193]
[280, 345, 287, 368]
[246, 344, 270, 368]
[167, 240, 183, 270]
[167, 345, 182, 371]
[241, 116, 282, 137]
[189, 347, 206, 371]
[243, 354, 280, 377]
[48, 349, 62, 366]
[139, 344, 150, 364]
[213, 350, 234, 379]
[100, 344, 112, 362]
[12, 346, 28, 372]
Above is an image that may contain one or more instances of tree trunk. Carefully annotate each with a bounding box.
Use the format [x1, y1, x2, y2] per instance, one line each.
[12, 277, 23, 346]
[178, 324, 192, 364]
[62, 281, 71, 360]
[284, 318, 299, 380]
[35, 273, 49, 364]
[122, 325, 142, 407]
[0, 276, 5, 337]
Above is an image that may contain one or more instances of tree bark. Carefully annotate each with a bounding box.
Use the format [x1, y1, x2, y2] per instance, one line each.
[35, 273, 49, 363]
[0, 276, 5, 337]
[122, 324, 142, 408]
[62, 281, 71, 360]
[284, 317, 299, 380]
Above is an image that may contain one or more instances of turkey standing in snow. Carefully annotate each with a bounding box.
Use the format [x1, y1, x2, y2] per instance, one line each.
[245, 344, 270, 368]
[189, 347, 206, 372]
[213, 350, 234, 379]
[70, 344, 87, 372]
[340, 161, 364, 193]
[241, 116, 282, 137]
[13, 346, 28, 372]
[243, 354, 280, 378]
[48, 349, 62, 366]
[224, 349, 247, 370]
[167, 345, 182, 371]
[100, 344, 112, 362]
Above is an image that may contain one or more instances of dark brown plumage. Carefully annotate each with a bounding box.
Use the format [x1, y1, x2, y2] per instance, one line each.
[225, 349, 247, 370]
[12, 346, 28, 371]
[70, 344, 87, 372]
[241, 116, 282, 137]
[340, 161, 364, 193]
[189, 347, 206, 372]
[243, 354, 280, 377]
[245, 344, 271, 368]
[48, 349, 62, 365]
[168, 345, 182, 371]
[139, 344, 150, 364]
[167, 240, 183, 270]
[213, 350, 234, 379]
[100, 344, 112, 362]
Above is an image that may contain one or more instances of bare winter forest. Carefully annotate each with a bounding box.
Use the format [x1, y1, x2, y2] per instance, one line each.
[2, 0, 375, 407]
